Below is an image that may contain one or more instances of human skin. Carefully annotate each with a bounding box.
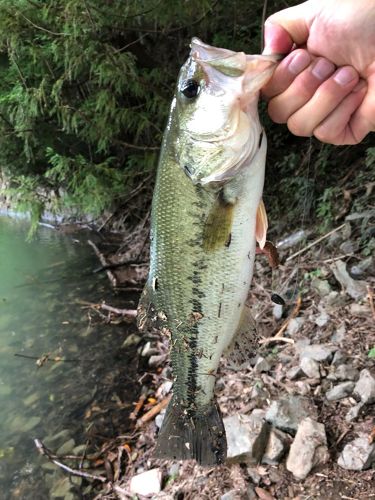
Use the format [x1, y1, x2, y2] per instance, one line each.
[262, 0, 375, 145]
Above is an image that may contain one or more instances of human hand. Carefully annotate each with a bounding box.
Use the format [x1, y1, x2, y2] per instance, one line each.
[262, 0, 375, 145]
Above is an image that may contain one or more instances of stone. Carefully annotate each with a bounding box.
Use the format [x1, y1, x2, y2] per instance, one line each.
[225, 411, 270, 464]
[168, 463, 180, 478]
[315, 308, 330, 327]
[220, 490, 240, 500]
[148, 353, 167, 367]
[325, 382, 355, 401]
[294, 381, 311, 396]
[300, 358, 320, 379]
[254, 356, 271, 373]
[328, 364, 359, 382]
[311, 278, 331, 297]
[265, 396, 316, 434]
[262, 429, 290, 465]
[56, 439, 75, 455]
[130, 468, 162, 496]
[331, 350, 346, 366]
[286, 366, 304, 380]
[21, 416, 41, 432]
[272, 304, 283, 320]
[247, 485, 257, 500]
[43, 429, 71, 447]
[349, 256, 374, 278]
[298, 344, 335, 363]
[339, 240, 357, 254]
[155, 410, 165, 429]
[141, 342, 159, 357]
[286, 418, 329, 480]
[50, 478, 72, 498]
[331, 325, 346, 345]
[345, 402, 365, 422]
[331, 260, 367, 300]
[286, 318, 304, 336]
[338, 435, 375, 471]
[23, 393, 39, 407]
[353, 369, 375, 404]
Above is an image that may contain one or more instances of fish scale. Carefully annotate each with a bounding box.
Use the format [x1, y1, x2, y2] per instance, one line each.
[137, 38, 279, 465]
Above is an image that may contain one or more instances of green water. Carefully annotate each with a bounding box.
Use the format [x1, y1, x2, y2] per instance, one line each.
[0, 216, 138, 499]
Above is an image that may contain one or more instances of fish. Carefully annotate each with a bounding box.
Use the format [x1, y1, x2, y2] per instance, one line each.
[137, 38, 279, 465]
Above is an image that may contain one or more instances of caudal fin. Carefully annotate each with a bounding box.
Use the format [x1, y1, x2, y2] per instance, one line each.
[154, 399, 227, 465]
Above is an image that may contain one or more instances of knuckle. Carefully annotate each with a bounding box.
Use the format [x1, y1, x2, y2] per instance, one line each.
[268, 100, 288, 124]
[287, 115, 311, 137]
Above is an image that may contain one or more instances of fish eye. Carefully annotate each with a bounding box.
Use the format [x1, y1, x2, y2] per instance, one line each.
[181, 79, 200, 99]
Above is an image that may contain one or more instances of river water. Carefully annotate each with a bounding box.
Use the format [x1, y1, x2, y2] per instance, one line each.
[0, 216, 139, 499]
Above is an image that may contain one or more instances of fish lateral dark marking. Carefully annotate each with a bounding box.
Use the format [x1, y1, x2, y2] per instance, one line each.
[225, 232, 232, 248]
[218, 302, 222, 318]
[258, 130, 264, 149]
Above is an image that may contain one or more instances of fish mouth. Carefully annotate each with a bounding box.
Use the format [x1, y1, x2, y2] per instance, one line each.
[190, 37, 247, 76]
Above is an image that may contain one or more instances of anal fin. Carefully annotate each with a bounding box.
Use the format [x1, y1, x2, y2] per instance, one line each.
[224, 306, 258, 367]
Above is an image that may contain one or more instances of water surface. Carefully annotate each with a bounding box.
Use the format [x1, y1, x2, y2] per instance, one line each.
[0, 216, 138, 498]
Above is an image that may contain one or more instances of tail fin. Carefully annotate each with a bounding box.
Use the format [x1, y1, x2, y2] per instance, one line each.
[154, 399, 227, 465]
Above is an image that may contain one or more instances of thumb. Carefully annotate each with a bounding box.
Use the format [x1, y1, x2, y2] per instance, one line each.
[263, 1, 313, 55]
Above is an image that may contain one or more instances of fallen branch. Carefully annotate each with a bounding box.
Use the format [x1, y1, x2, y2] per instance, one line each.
[286, 223, 346, 262]
[34, 439, 106, 482]
[274, 294, 302, 339]
[259, 336, 294, 345]
[100, 303, 137, 317]
[88, 240, 117, 288]
[367, 285, 375, 321]
[136, 396, 171, 428]
[15, 353, 79, 366]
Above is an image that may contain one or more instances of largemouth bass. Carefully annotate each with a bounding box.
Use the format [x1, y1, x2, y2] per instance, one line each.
[138, 38, 278, 465]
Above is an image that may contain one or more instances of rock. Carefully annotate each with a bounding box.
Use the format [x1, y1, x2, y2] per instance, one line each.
[300, 358, 320, 379]
[130, 468, 162, 496]
[156, 381, 173, 398]
[286, 418, 329, 480]
[339, 240, 357, 254]
[328, 364, 359, 381]
[345, 402, 365, 422]
[122, 333, 141, 348]
[21, 416, 41, 432]
[247, 467, 261, 485]
[353, 369, 375, 404]
[225, 411, 270, 464]
[325, 382, 355, 401]
[141, 342, 159, 357]
[338, 435, 375, 471]
[331, 349, 346, 366]
[247, 485, 257, 500]
[331, 324, 346, 345]
[286, 318, 304, 336]
[311, 278, 331, 297]
[23, 393, 39, 407]
[155, 410, 165, 429]
[262, 429, 290, 465]
[314, 308, 330, 327]
[265, 396, 316, 434]
[254, 356, 271, 373]
[168, 463, 180, 478]
[286, 366, 303, 380]
[277, 230, 309, 249]
[298, 344, 335, 363]
[294, 381, 311, 396]
[331, 260, 367, 299]
[349, 256, 374, 279]
[56, 439, 75, 455]
[43, 429, 71, 448]
[220, 490, 239, 500]
[148, 353, 168, 367]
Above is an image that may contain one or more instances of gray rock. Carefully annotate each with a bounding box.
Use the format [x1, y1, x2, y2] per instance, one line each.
[328, 364, 359, 382]
[246, 467, 261, 485]
[141, 342, 159, 357]
[300, 358, 320, 379]
[331, 260, 367, 299]
[331, 324, 346, 345]
[345, 402, 365, 422]
[338, 435, 375, 471]
[148, 353, 167, 367]
[287, 318, 304, 336]
[155, 410, 165, 430]
[262, 429, 290, 465]
[326, 382, 355, 401]
[168, 463, 180, 478]
[130, 468, 162, 496]
[339, 240, 357, 254]
[349, 256, 374, 278]
[294, 381, 311, 396]
[254, 356, 270, 373]
[56, 439, 75, 455]
[286, 418, 329, 480]
[225, 411, 270, 464]
[286, 366, 304, 380]
[265, 396, 316, 434]
[247, 485, 257, 500]
[311, 278, 331, 297]
[331, 349, 347, 366]
[122, 333, 141, 348]
[353, 369, 375, 404]
[273, 304, 283, 320]
[220, 490, 239, 500]
[299, 344, 335, 363]
[314, 308, 330, 327]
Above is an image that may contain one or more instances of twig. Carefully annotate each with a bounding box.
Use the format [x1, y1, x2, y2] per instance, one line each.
[18, 12, 67, 36]
[14, 353, 79, 364]
[286, 223, 346, 262]
[34, 439, 106, 482]
[367, 285, 375, 321]
[274, 295, 302, 338]
[88, 240, 117, 288]
[319, 253, 354, 264]
[100, 303, 137, 317]
[136, 396, 171, 428]
[259, 336, 294, 345]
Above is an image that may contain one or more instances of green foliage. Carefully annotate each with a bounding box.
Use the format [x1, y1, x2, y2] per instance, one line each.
[368, 347, 375, 359]
[0, 0, 370, 230]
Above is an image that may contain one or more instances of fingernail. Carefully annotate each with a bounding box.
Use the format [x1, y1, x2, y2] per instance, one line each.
[312, 59, 335, 80]
[334, 67, 357, 86]
[288, 51, 310, 75]
[353, 79, 367, 92]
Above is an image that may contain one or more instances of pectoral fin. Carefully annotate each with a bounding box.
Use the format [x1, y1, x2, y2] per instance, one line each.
[255, 199, 268, 249]
[224, 306, 258, 367]
[203, 194, 234, 252]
